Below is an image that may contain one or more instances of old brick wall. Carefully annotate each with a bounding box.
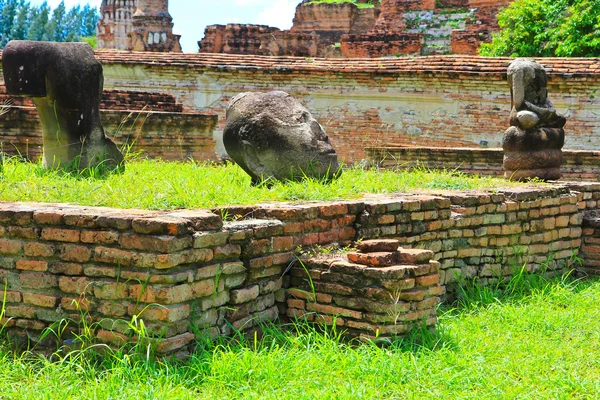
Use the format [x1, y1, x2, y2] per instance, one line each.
[3, 54, 600, 164]
[0, 83, 218, 161]
[2, 185, 599, 350]
[367, 147, 600, 181]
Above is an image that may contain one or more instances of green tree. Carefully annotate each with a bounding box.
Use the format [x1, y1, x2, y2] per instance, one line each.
[26, 1, 50, 41]
[45, 0, 66, 42]
[480, 0, 600, 57]
[0, 0, 19, 47]
[0, 0, 99, 48]
[80, 5, 98, 38]
[11, 0, 30, 41]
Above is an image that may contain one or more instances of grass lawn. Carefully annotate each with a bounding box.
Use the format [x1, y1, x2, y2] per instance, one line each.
[0, 157, 526, 210]
[1, 274, 599, 399]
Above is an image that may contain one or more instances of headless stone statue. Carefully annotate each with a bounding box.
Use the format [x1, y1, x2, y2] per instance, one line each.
[2, 40, 124, 171]
[223, 91, 341, 184]
[503, 59, 566, 181]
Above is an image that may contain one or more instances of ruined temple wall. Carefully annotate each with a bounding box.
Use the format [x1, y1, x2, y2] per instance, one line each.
[94, 58, 600, 163]
[4, 55, 600, 164]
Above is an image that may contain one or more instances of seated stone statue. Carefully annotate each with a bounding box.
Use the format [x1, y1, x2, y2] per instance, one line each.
[2, 40, 124, 171]
[223, 91, 341, 184]
[503, 58, 566, 181]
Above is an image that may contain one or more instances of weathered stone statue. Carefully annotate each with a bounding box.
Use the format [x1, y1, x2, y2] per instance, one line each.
[2, 40, 124, 170]
[503, 58, 566, 181]
[223, 91, 340, 184]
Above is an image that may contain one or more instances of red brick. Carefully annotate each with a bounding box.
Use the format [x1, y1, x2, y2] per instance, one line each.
[128, 304, 190, 322]
[283, 221, 304, 234]
[94, 246, 132, 266]
[61, 297, 92, 312]
[23, 293, 59, 308]
[129, 283, 193, 304]
[319, 204, 348, 217]
[319, 229, 340, 244]
[415, 274, 440, 287]
[97, 301, 127, 316]
[49, 262, 84, 276]
[306, 303, 362, 319]
[4, 291, 22, 303]
[248, 255, 274, 269]
[288, 299, 305, 309]
[33, 211, 64, 225]
[356, 239, 400, 253]
[8, 227, 40, 239]
[80, 231, 119, 244]
[0, 239, 22, 255]
[94, 282, 129, 300]
[190, 280, 215, 297]
[347, 252, 398, 267]
[59, 244, 92, 263]
[24, 242, 55, 257]
[58, 276, 92, 295]
[118, 233, 192, 253]
[272, 236, 294, 252]
[41, 228, 80, 243]
[15, 319, 46, 330]
[16, 260, 48, 272]
[214, 244, 242, 260]
[243, 239, 271, 257]
[4, 305, 36, 319]
[20, 272, 58, 289]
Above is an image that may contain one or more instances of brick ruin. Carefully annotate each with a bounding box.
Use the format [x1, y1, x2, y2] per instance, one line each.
[97, 0, 181, 52]
[198, 0, 512, 57]
[3, 52, 600, 167]
[3, 52, 600, 166]
[0, 83, 218, 161]
[1, 183, 599, 352]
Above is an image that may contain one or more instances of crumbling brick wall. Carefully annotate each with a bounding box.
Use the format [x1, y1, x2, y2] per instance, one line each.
[1, 185, 597, 352]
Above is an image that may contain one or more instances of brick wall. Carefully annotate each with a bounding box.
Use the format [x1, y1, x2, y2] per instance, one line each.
[340, 33, 423, 57]
[367, 147, 600, 181]
[3, 54, 600, 164]
[0, 83, 218, 162]
[2, 184, 599, 351]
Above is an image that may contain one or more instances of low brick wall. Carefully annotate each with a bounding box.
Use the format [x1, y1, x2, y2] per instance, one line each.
[288, 243, 440, 341]
[367, 146, 600, 181]
[1, 184, 599, 352]
[0, 106, 218, 162]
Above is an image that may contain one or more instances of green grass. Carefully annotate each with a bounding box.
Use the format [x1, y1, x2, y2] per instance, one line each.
[0, 157, 527, 210]
[1, 274, 599, 398]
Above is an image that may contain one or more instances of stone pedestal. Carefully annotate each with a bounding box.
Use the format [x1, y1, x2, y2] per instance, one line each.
[503, 59, 566, 181]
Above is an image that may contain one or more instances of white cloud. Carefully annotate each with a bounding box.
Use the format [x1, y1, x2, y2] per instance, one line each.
[253, 0, 297, 29]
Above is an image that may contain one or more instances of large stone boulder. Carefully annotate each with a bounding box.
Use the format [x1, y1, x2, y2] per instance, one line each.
[503, 59, 566, 181]
[223, 91, 340, 184]
[2, 40, 124, 171]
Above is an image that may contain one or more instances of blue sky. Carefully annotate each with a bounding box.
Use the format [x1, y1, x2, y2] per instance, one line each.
[29, 0, 300, 52]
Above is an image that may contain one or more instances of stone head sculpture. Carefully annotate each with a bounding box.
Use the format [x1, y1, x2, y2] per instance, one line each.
[2, 40, 124, 171]
[503, 59, 566, 181]
[223, 91, 340, 184]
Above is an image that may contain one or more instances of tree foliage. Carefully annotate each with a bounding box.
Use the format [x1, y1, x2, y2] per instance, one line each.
[479, 0, 600, 57]
[0, 0, 99, 48]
